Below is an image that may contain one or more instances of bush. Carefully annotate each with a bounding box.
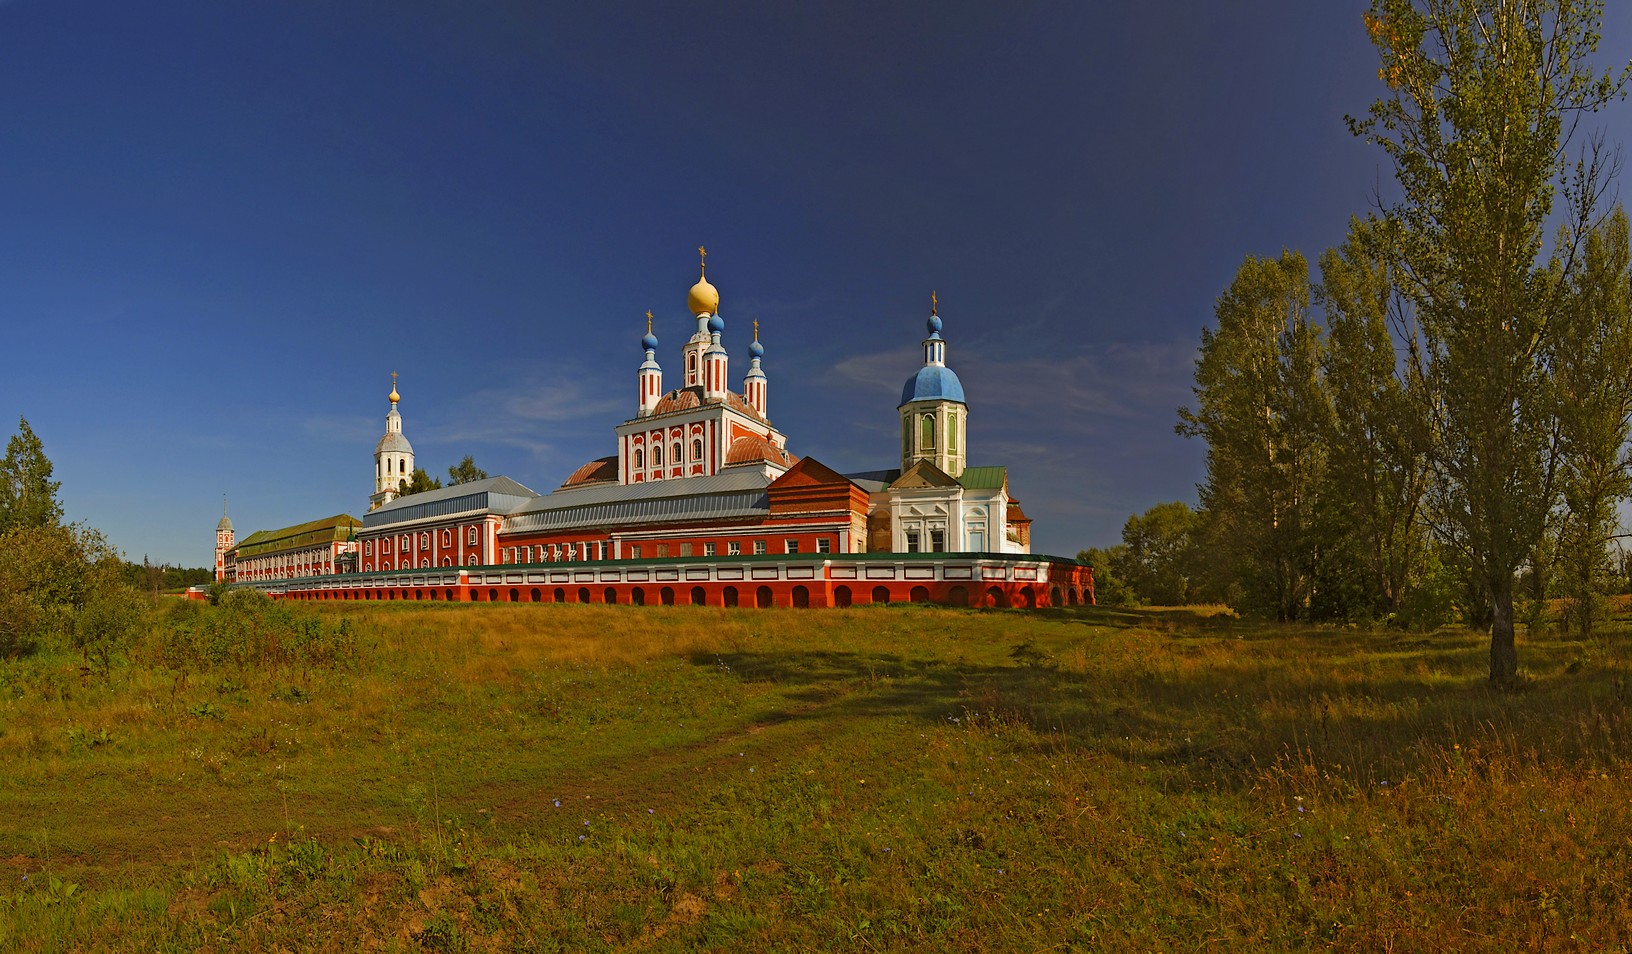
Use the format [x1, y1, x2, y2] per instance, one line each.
[73, 584, 149, 673]
[156, 591, 358, 683]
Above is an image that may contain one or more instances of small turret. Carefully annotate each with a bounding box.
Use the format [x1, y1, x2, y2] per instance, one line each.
[638, 311, 662, 417]
[743, 319, 767, 417]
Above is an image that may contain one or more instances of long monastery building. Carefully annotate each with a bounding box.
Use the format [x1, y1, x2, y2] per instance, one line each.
[215, 258, 1094, 609]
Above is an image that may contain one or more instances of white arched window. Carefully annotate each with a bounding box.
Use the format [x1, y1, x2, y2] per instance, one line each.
[634, 449, 644, 469]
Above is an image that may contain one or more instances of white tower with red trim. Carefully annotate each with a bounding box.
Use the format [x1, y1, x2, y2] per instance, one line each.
[214, 498, 235, 582]
[743, 319, 767, 417]
[637, 311, 662, 417]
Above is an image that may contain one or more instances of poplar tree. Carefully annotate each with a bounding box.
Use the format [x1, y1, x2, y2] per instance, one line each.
[0, 417, 64, 533]
[1319, 221, 1431, 618]
[1179, 251, 1333, 621]
[1351, 0, 1629, 680]
[1551, 206, 1632, 637]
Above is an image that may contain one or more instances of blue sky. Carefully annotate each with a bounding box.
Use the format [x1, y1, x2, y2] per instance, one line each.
[4, 1, 1630, 567]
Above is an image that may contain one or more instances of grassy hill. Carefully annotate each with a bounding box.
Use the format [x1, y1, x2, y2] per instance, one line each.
[2, 600, 1629, 951]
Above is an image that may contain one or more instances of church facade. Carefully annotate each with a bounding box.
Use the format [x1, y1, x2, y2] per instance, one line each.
[220, 256, 1092, 608]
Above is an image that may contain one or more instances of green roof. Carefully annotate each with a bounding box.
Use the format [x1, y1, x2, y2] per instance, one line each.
[234, 514, 362, 559]
[957, 466, 1007, 490]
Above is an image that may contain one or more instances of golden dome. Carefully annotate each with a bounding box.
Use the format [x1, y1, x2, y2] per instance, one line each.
[688, 245, 719, 316]
[388, 371, 400, 404]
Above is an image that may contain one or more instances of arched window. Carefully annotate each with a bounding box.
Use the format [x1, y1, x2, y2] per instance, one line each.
[634, 449, 644, 469]
[653, 445, 664, 466]
[692, 438, 703, 461]
[920, 413, 935, 450]
[467, 527, 477, 546]
[672, 442, 682, 464]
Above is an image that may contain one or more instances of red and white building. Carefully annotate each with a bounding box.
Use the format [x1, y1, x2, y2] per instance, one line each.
[227, 257, 1094, 608]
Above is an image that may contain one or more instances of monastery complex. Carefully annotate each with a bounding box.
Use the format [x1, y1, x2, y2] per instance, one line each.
[211, 256, 1094, 609]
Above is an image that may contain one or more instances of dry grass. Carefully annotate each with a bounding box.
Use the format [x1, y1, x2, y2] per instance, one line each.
[1, 600, 1630, 950]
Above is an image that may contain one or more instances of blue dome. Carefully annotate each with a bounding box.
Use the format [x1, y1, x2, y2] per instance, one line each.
[900, 366, 966, 406]
[707, 314, 725, 334]
[748, 338, 764, 358]
[926, 314, 943, 336]
[641, 332, 658, 351]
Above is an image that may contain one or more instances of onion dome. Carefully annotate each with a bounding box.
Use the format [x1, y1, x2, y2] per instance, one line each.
[688, 246, 719, 316]
[748, 337, 764, 359]
[900, 366, 966, 405]
[900, 291, 964, 405]
[641, 310, 658, 351]
[707, 313, 725, 334]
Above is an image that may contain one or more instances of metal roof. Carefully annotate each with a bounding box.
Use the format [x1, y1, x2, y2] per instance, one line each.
[364, 475, 538, 528]
[505, 470, 775, 533]
[957, 466, 1008, 490]
[844, 470, 901, 494]
[235, 514, 362, 557]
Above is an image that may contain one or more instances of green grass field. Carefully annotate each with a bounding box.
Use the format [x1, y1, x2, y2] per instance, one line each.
[2, 601, 1630, 951]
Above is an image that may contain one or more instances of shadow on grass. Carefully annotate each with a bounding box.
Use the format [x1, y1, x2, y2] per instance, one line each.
[691, 630, 1632, 794]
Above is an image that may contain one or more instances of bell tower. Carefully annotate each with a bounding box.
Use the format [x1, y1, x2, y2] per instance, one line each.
[898, 293, 968, 477]
[213, 497, 235, 582]
[370, 372, 416, 510]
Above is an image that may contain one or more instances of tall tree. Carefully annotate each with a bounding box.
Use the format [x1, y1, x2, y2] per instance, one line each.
[1319, 220, 1431, 618]
[0, 417, 64, 533]
[1550, 206, 1632, 637]
[1351, 0, 1629, 680]
[1119, 501, 1201, 606]
[1179, 251, 1333, 620]
[447, 456, 488, 485]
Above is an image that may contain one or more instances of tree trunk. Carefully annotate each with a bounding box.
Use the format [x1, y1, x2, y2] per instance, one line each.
[1489, 577, 1518, 683]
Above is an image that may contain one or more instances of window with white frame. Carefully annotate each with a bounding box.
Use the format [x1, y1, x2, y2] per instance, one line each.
[704, 542, 716, 556]
[784, 539, 799, 554]
[728, 541, 741, 555]
[816, 538, 831, 553]
[467, 527, 477, 546]
[753, 540, 767, 555]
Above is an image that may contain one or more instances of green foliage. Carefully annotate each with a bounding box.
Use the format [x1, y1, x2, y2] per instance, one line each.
[1118, 502, 1202, 605]
[156, 590, 358, 684]
[395, 468, 442, 498]
[1076, 545, 1136, 606]
[0, 523, 124, 657]
[1179, 251, 1335, 620]
[121, 558, 212, 594]
[71, 583, 147, 674]
[1318, 220, 1432, 619]
[445, 456, 488, 486]
[0, 417, 63, 534]
[1550, 207, 1632, 638]
[1351, 0, 1632, 679]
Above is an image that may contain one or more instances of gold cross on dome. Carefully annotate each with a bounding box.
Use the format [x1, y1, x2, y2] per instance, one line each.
[646, 310, 653, 334]
[753, 318, 759, 341]
[391, 370, 398, 387]
[698, 245, 707, 274]
[931, 290, 938, 315]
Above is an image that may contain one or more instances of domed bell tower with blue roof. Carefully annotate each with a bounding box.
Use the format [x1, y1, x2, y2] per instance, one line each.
[899, 292, 967, 477]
